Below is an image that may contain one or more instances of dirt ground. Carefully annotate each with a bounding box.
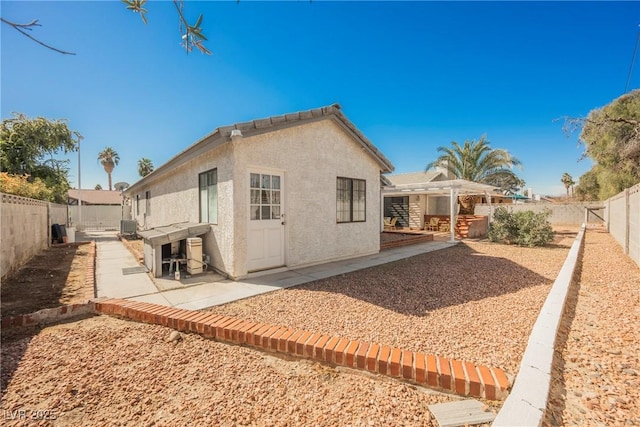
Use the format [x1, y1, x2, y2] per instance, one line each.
[0, 243, 92, 317]
[121, 234, 144, 259]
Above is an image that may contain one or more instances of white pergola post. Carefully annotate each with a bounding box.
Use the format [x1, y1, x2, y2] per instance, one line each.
[449, 187, 457, 243]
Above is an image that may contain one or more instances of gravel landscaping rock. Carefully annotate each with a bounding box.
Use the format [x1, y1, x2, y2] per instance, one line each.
[545, 228, 640, 426]
[209, 237, 576, 374]
[1, 316, 466, 426]
[1, 229, 585, 425]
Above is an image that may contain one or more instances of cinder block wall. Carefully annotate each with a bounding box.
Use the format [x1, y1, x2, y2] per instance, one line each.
[476, 202, 605, 225]
[605, 183, 640, 267]
[1, 194, 49, 279]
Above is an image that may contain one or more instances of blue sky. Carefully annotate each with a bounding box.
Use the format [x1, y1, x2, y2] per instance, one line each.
[2, 1, 639, 196]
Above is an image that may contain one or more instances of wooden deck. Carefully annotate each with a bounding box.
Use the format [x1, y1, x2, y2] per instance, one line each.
[380, 228, 450, 250]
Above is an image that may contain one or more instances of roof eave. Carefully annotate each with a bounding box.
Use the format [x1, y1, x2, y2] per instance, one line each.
[125, 104, 394, 194]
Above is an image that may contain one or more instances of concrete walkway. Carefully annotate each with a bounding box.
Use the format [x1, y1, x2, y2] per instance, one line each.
[81, 231, 456, 311]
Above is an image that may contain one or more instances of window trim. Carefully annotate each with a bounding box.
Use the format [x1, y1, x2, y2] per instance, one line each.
[199, 168, 218, 224]
[336, 177, 366, 223]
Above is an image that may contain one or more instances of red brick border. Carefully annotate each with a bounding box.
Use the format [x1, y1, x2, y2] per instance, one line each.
[1, 241, 97, 330]
[94, 298, 511, 400]
[85, 241, 96, 300]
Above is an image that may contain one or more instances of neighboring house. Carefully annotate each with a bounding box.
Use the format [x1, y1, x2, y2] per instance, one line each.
[68, 189, 126, 231]
[383, 172, 499, 240]
[383, 171, 451, 229]
[68, 189, 122, 205]
[124, 104, 394, 279]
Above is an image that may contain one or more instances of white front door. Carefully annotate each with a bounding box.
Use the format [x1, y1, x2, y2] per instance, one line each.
[247, 171, 285, 272]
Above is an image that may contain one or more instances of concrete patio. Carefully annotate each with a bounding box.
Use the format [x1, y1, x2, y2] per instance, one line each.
[79, 230, 457, 311]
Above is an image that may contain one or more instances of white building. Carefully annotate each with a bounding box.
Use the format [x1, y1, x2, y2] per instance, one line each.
[124, 104, 394, 279]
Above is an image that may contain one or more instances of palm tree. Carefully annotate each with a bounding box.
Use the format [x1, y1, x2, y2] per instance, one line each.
[137, 157, 154, 177]
[97, 147, 120, 191]
[561, 173, 575, 198]
[426, 136, 522, 214]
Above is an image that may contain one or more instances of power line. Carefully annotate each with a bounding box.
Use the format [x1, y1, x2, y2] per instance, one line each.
[625, 25, 640, 94]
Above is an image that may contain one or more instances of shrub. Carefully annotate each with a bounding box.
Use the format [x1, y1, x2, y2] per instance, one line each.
[0, 172, 54, 201]
[488, 207, 554, 247]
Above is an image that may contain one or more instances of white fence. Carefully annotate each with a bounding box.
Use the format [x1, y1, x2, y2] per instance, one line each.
[0, 193, 68, 279]
[605, 183, 640, 267]
[69, 205, 129, 231]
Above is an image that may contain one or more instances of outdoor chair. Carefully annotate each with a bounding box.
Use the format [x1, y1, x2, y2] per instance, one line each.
[426, 217, 440, 231]
[384, 217, 398, 230]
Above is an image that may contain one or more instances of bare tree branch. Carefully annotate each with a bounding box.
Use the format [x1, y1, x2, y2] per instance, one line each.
[1, 17, 76, 55]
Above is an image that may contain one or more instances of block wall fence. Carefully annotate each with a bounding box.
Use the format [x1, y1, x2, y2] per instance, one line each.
[0, 193, 68, 279]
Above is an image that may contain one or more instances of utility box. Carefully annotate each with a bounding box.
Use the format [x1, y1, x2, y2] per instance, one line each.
[120, 219, 137, 235]
[186, 237, 203, 275]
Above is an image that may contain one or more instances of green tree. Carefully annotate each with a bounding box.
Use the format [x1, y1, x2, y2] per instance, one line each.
[574, 168, 600, 201]
[487, 174, 526, 196]
[137, 157, 154, 177]
[0, 112, 81, 202]
[97, 147, 120, 191]
[95, 184, 103, 190]
[563, 90, 640, 199]
[561, 172, 575, 197]
[426, 136, 522, 214]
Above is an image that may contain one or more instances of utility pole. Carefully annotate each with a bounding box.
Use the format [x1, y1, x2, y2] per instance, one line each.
[78, 136, 83, 231]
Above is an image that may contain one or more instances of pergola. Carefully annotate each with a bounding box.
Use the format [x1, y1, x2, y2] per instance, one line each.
[382, 178, 501, 243]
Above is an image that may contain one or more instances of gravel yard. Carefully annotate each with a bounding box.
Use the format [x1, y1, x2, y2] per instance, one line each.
[545, 228, 640, 426]
[1, 316, 469, 426]
[0, 228, 590, 426]
[209, 233, 577, 375]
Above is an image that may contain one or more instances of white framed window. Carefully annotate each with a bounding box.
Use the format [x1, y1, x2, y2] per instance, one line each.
[250, 173, 281, 220]
[199, 169, 218, 224]
[337, 177, 366, 223]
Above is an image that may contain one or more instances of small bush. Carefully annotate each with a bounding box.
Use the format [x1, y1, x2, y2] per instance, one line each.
[488, 207, 554, 247]
[0, 172, 53, 201]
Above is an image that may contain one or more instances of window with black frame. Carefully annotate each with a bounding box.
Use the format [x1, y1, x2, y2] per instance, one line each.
[337, 177, 366, 223]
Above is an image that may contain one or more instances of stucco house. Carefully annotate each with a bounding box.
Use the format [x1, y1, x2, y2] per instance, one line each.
[124, 104, 394, 279]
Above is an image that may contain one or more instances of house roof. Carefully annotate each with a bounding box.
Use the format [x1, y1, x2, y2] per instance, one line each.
[386, 171, 444, 186]
[126, 104, 394, 195]
[68, 189, 122, 205]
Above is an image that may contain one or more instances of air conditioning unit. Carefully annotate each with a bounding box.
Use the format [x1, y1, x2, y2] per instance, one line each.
[186, 237, 203, 275]
[120, 219, 137, 235]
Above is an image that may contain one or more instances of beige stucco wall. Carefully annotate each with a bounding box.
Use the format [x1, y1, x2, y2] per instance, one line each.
[127, 118, 385, 279]
[129, 142, 237, 277]
[232, 119, 383, 276]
